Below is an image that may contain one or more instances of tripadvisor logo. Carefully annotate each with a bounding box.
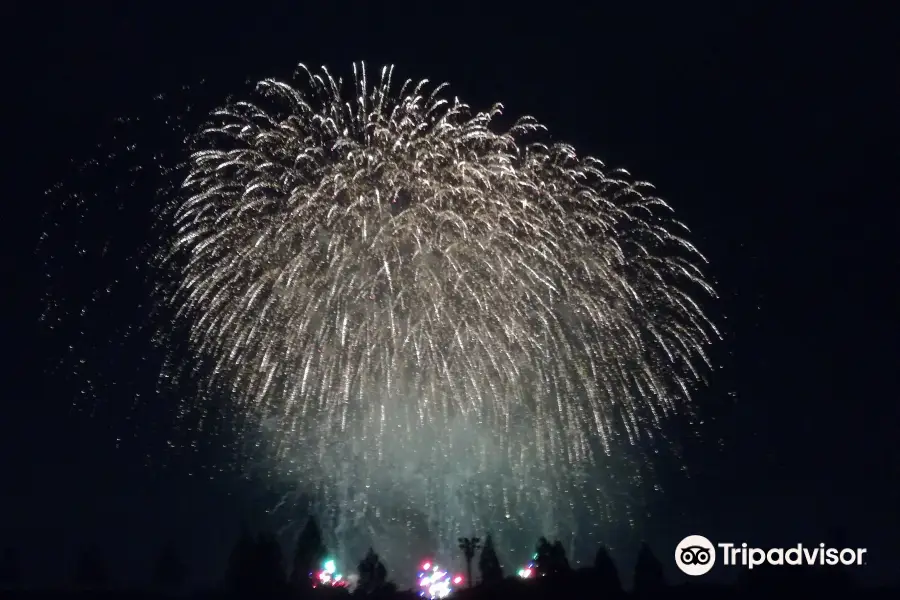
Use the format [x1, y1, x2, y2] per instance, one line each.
[675, 535, 867, 576]
[675, 535, 716, 576]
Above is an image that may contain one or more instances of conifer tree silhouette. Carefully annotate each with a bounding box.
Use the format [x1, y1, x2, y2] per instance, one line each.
[152, 540, 187, 592]
[357, 547, 388, 595]
[478, 533, 503, 585]
[594, 545, 622, 594]
[534, 537, 553, 576]
[225, 526, 256, 594]
[291, 517, 327, 589]
[535, 537, 569, 576]
[551, 540, 570, 573]
[633, 542, 665, 596]
[254, 532, 286, 594]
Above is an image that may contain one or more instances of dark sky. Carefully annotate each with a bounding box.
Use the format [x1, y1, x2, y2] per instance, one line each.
[3, 0, 898, 590]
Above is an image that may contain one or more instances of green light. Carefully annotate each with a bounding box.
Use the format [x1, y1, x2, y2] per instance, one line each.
[324, 559, 336, 574]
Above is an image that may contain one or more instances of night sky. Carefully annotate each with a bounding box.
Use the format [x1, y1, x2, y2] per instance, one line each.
[4, 0, 898, 590]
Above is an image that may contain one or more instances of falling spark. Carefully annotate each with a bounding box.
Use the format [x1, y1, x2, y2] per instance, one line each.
[41, 62, 718, 569]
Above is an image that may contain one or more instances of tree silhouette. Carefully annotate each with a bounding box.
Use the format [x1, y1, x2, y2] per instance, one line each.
[72, 545, 108, 589]
[478, 533, 503, 585]
[0, 547, 21, 589]
[633, 542, 665, 596]
[534, 537, 553, 576]
[534, 537, 569, 576]
[225, 527, 256, 595]
[357, 547, 388, 595]
[225, 528, 286, 595]
[254, 532, 286, 595]
[551, 541, 570, 573]
[151, 540, 187, 593]
[458, 536, 481, 588]
[593, 545, 622, 595]
[291, 517, 328, 589]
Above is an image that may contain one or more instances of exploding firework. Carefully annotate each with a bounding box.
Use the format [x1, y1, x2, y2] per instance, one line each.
[42, 62, 717, 570]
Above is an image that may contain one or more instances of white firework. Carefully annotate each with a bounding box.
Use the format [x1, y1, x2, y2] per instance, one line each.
[45, 62, 718, 570]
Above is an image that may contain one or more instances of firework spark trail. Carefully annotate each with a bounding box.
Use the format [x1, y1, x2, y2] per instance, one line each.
[43, 62, 717, 569]
[161, 62, 718, 561]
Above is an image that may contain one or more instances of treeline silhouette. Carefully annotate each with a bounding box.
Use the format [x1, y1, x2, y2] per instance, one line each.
[0, 519, 893, 599]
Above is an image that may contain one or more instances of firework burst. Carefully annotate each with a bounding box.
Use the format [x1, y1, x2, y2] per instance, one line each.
[43, 62, 718, 569]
